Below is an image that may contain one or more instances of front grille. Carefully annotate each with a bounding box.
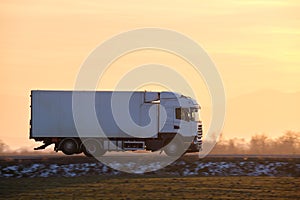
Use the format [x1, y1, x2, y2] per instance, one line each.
[197, 123, 203, 150]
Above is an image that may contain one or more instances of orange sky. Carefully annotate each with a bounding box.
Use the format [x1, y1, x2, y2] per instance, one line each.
[0, 0, 299, 149]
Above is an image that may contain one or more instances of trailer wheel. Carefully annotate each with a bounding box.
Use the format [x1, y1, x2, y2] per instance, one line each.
[82, 139, 106, 157]
[61, 139, 78, 155]
[164, 137, 184, 157]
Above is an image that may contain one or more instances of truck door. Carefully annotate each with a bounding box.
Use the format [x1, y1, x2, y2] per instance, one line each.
[173, 107, 191, 137]
[140, 103, 159, 138]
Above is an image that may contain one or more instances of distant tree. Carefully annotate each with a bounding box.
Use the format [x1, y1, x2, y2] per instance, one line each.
[249, 134, 270, 154]
[210, 135, 247, 154]
[0, 140, 9, 154]
[272, 131, 300, 154]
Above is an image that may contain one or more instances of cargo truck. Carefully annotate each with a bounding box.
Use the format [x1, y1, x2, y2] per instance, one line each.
[30, 90, 202, 157]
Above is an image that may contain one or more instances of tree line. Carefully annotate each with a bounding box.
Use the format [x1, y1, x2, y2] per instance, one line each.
[210, 131, 300, 155]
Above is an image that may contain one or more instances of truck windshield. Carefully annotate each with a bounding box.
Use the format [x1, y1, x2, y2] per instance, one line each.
[190, 108, 199, 121]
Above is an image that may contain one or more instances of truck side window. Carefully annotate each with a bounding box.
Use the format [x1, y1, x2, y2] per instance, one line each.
[175, 108, 181, 119]
[175, 108, 190, 121]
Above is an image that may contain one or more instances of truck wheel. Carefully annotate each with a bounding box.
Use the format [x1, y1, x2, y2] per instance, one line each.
[164, 138, 184, 157]
[61, 139, 78, 155]
[82, 139, 106, 157]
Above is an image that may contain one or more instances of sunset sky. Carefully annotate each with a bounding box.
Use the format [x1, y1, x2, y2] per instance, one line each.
[1, 0, 299, 149]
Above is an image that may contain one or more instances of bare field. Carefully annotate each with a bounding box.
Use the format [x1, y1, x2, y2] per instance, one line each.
[0, 176, 299, 199]
[0, 155, 299, 199]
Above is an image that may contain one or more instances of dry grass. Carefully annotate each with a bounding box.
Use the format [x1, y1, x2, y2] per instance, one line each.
[0, 176, 299, 199]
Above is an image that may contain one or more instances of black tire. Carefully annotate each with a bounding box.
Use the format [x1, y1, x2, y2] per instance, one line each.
[164, 137, 184, 157]
[61, 139, 78, 155]
[82, 139, 106, 157]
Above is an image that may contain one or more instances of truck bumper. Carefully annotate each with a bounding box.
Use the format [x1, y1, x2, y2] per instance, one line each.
[186, 136, 202, 152]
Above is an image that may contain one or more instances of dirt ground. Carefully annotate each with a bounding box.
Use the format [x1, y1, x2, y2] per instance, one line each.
[0, 176, 299, 199]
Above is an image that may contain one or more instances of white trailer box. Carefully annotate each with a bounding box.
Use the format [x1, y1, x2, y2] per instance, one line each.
[31, 91, 159, 138]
